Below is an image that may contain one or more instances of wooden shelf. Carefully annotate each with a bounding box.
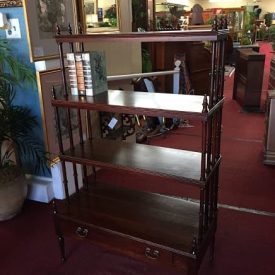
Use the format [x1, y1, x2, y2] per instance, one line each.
[52, 90, 223, 120]
[56, 183, 200, 254]
[60, 138, 207, 186]
[55, 30, 228, 44]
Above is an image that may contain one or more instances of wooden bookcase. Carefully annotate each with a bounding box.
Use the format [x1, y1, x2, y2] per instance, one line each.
[51, 26, 228, 275]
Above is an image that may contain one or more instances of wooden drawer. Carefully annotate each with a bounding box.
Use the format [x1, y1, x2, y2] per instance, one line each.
[55, 217, 190, 269]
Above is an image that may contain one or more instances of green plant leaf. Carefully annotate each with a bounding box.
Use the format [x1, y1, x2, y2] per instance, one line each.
[0, 55, 49, 173]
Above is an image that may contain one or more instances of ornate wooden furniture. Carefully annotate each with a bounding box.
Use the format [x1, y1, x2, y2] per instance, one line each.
[51, 27, 228, 275]
[264, 90, 275, 165]
[233, 48, 265, 111]
[230, 43, 260, 65]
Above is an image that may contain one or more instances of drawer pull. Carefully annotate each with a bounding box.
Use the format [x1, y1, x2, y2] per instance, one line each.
[75, 226, 88, 238]
[145, 247, 160, 260]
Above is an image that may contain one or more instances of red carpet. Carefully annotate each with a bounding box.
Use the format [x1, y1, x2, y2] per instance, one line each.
[220, 41, 275, 212]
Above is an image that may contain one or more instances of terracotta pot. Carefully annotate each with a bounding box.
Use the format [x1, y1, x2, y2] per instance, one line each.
[0, 174, 27, 221]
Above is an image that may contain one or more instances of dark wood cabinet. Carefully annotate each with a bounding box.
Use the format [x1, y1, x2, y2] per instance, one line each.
[233, 48, 265, 111]
[230, 43, 260, 65]
[146, 41, 212, 95]
[264, 90, 275, 165]
[51, 29, 228, 275]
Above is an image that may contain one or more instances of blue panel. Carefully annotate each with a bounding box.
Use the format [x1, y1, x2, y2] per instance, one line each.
[0, 7, 51, 177]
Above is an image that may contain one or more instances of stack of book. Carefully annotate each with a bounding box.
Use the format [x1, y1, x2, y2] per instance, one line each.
[67, 51, 108, 96]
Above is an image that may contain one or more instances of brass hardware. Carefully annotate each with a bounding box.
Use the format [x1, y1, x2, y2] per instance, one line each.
[75, 226, 88, 238]
[145, 247, 160, 260]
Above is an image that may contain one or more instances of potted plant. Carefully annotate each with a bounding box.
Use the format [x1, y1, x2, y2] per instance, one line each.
[104, 4, 117, 27]
[241, 10, 256, 45]
[0, 40, 48, 221]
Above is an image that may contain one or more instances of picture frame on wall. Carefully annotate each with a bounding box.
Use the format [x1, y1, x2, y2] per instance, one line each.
[22, 0, 78, 62]
[77, 0, 120, 33]
[84, 1, 95, 15]
[36, 68, 87, 161]
[0, 1, 22, 8]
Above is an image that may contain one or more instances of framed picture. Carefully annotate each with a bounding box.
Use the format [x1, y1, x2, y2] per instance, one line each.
[84, 1, 95, 15]
[23, 0, 78, 62]
[0, 1, 22, 8]
[77, 0, 120, 32]
[37, 68, 87, 161]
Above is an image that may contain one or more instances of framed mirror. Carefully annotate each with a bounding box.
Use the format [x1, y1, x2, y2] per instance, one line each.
[77, 0, 120, 32]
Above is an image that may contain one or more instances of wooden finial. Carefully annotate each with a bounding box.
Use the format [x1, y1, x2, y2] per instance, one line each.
[212, 15, 218, 31]
[56, 25, 61, 35]
[174, 59, 181, 70]
[202, 94, 208, 113]
[191, 236, 198, 255]
[78, 23, 83, 34]
[68, 23, 73, 35]
[52, 85, 57, 99]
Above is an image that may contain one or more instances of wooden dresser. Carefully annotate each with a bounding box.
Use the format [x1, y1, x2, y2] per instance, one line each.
[233, 48, 265, 111]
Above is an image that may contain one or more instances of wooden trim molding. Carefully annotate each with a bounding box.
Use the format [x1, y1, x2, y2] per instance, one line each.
[0, 1, 22, 8]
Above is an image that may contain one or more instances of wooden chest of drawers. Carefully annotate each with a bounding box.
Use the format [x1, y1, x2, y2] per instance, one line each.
[233, 49, 265, 111]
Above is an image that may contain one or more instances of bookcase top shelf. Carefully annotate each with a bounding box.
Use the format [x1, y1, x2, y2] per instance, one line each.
[55, 29, 229, 43]
[51, 90, 224, 120]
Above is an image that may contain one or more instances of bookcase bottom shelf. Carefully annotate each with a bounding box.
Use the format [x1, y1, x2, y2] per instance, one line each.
[54, 183, 209, 274]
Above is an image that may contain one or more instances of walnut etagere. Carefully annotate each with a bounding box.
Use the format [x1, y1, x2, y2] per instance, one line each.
[52, 23, 228, 275]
